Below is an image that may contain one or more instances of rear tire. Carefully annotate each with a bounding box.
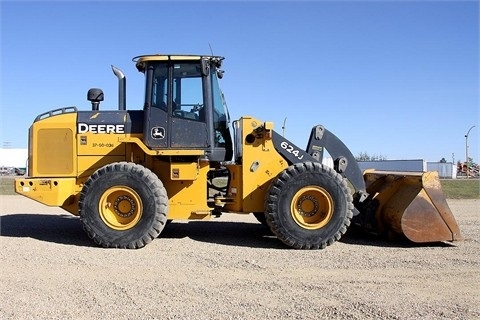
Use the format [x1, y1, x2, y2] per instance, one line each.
[265, 162, 353, 249]
[79, 162, 168, 248]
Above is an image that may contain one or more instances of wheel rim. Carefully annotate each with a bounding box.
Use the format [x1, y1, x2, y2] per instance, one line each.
[290, 186, 334, 230]
[99, 186, 143, 230]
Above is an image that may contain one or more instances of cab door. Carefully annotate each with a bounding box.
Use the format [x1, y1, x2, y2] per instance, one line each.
[143, 61, 208, 150]
[170, 63, 208, 148]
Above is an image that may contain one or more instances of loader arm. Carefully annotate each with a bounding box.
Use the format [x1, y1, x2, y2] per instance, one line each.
[271, 126, 368, 207]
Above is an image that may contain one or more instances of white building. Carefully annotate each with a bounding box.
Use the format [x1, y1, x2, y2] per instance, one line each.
[0, 149, 28, 168]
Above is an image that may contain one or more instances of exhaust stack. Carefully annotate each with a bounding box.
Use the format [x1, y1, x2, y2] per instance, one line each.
[111, 65, 126, 111]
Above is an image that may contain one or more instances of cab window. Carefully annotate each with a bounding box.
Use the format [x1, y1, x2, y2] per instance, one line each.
[172, 63, 203, 121]
[152, 64, 168, 111]
[211, 70, 230, 147]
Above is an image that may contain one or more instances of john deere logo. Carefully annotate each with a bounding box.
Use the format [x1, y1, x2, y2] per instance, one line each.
[151, 127, 165, 139]
[77, 123, 125, 134]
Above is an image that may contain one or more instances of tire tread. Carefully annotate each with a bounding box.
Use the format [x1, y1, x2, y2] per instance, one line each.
[79, 162, 168, 249]
[265, 162, 353, 250]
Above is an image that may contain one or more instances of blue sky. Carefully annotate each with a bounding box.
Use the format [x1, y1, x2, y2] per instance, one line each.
[1, 0, 478, 163]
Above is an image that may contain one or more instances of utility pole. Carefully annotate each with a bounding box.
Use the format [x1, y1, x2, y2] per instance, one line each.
[465, 125, 476, 179]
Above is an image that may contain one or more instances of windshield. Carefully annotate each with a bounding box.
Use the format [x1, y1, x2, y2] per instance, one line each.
[211, 69, 230, 147]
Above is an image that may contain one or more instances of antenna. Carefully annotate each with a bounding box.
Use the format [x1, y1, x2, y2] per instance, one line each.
[208, 43, 214, 56]
[282, 117, 287, 137]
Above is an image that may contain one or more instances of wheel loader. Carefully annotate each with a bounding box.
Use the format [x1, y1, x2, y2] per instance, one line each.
[15, 54, 462, 249]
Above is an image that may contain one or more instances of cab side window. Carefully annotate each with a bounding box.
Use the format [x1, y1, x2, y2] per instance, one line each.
[172, 63, 203, 121]
[152, 64, 168, 111]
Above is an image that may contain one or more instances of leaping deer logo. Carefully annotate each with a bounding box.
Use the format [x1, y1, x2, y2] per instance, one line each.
[151, 127, 165, 139]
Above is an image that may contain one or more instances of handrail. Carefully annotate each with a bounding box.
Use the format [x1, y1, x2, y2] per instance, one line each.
[34, 106, 77, 122]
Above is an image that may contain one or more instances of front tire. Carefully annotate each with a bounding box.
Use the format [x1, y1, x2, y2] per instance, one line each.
[79, 162, 168, 248]
[265, 162, 353, 249]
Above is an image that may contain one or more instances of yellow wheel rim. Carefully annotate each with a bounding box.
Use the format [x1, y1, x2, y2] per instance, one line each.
[291, 186, 333, 230]
[99, 186, 143, 230]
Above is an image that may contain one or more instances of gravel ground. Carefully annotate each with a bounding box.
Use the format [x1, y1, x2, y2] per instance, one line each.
[0, 196, 478, 320]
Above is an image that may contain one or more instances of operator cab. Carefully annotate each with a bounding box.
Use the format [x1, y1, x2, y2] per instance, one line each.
[134, 55, 233, 162]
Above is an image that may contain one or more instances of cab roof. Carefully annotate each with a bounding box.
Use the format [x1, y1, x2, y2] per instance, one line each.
[133, 54, 225, 73]
[133, 54, 224, 62]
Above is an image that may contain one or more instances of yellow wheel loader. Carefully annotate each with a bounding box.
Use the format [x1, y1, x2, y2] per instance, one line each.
[15, 54, 462, 249]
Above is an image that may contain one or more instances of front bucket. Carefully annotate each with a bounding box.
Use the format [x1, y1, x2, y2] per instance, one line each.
[362, 170, 462, 243]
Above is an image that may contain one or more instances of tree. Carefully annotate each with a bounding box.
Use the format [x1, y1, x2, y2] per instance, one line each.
[355, 152, 387, 161]
[467, 157, 477, 168]
[467, 157, 479, 176]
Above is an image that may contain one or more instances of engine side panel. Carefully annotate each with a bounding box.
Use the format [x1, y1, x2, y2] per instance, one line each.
[29, 112, 77, 177]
